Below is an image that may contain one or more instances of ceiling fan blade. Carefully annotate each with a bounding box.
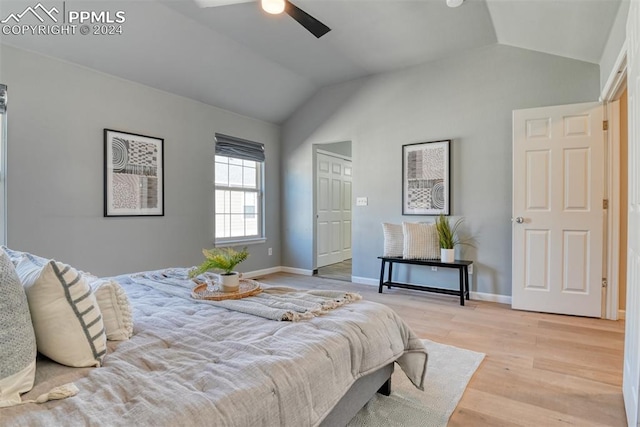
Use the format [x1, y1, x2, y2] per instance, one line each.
[193, 0, 253, 8]
[284, 0, 331, 38]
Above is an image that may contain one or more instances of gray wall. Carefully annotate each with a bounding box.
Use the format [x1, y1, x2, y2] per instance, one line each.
[318, 141, 352, 158]
[2, 45, 281, 276]
[281, 44, 599, 297]
[599, 0, 630, 93]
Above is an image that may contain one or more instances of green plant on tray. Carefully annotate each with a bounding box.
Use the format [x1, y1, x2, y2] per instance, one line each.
[188, 247, 249, 277]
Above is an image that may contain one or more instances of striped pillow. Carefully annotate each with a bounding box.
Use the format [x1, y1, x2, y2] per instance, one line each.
[16, 257, 107, 368]
[402, 222, 440, 260]
[382, 223, 404, 257]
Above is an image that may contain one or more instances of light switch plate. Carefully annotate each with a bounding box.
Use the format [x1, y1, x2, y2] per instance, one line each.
[356, 197, 368, 206]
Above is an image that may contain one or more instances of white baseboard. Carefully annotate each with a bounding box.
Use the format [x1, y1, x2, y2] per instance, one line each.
[280, 266, 314, 276]
[470, 291, 512, 305]
[351, 276, 379, 286]
[242, 267, 282, 279]
[353, 277, 511, 304]
[619, 309, 626, 320]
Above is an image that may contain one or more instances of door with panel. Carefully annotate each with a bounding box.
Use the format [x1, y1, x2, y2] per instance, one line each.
[512, 102, 604, 317]
[316, 152, 352, 268]
[342, 163, 352, 261]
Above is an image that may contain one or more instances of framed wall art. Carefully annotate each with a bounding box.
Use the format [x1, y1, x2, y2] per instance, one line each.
[402, 139, 450, 215]
[104, 129, 164, 217]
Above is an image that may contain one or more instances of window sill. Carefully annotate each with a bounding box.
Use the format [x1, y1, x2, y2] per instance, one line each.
[215, 238, 267, 247]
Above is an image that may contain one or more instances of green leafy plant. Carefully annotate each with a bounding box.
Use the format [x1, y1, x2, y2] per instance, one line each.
[435, 214, 474, 249]
[188, 247, 249, 277]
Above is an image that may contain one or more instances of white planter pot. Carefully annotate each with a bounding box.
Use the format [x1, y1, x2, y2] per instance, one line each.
[440, 248, 455, 263]
[219, 272, 240, 293]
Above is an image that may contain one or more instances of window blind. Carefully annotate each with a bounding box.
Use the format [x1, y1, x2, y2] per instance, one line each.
[214, 133, 265, 162]
[0, 85, 6, 114]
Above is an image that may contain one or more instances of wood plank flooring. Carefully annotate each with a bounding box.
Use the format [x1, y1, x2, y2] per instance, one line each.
[255, 272, 627, 427]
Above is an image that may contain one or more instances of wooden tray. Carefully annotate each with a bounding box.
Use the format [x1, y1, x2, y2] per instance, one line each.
[191, 278, 262, 301]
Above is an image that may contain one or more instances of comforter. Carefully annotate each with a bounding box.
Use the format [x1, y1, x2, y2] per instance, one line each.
[2, 270, 428, 426]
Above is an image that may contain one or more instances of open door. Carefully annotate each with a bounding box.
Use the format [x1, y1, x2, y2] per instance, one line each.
[623, 2, 640, 425]
[316, 151, 352, 268]
[512, 102, 604, 317]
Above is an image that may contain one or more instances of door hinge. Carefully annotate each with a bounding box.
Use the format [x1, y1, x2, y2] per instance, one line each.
[603, 199, 609, 209]
[602, 278, 608, 288]
[603, 120, 608, 131]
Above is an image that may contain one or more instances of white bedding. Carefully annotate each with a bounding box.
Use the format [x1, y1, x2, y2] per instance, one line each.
[2, 270, 428, 426]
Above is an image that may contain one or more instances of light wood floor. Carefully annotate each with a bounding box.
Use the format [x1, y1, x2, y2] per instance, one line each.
[256, 272, 627, 427]
[316, 259, 352, 282]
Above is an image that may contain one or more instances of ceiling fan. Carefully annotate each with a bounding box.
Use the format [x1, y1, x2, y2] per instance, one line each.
[194, 0, 331, 38]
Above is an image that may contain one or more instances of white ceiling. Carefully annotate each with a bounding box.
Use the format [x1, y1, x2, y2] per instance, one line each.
[0, 0, 623, 123]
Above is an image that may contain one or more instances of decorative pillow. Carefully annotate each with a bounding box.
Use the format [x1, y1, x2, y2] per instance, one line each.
[16, 257, 107, 368]
[90, 279, 133, 341]
[382, 223, 404, 257]
[402, 222, 440, 260]
[0, 249, 37, 408]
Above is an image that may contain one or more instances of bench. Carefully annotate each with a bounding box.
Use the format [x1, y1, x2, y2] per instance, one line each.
[377, 256, 473, 306]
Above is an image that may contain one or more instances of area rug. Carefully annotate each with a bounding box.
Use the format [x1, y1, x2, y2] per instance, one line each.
[348, 339, 485, 427]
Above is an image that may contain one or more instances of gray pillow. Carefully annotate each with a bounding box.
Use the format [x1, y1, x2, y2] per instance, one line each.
[0, 249, 37, 408]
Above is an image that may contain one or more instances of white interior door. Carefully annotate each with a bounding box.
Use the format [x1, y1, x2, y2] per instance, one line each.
[316, 152, 351, 268]
[512, 102, 604, 317]
[624, 1, 640, 424]
[342, 163, 352, 260]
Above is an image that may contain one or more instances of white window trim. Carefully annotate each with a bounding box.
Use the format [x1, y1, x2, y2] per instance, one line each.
[214, 157, 266, 244]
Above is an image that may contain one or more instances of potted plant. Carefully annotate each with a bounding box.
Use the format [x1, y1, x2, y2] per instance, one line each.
[189, 247, 249, 292]
[435, 214, 473, 262]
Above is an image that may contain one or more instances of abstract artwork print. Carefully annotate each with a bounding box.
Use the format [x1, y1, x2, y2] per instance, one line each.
[104, 129, 164, 216]
[402, 140, 450, 215]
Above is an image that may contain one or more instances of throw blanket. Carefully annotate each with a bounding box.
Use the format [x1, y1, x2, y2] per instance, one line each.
[129, 269, 362, 321]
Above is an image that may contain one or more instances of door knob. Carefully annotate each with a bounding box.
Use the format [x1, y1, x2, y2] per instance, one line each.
[514, 217, 524, 224]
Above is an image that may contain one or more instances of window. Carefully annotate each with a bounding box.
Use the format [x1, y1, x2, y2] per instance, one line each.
[0, 84, 6, 246]
[214, 134, 265, 243]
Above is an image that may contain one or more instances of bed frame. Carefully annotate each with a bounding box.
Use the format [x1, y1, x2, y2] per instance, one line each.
[320, 363, 393, 426]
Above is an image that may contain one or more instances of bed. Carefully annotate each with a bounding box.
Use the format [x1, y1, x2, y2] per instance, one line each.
[2, 267, 428, 426]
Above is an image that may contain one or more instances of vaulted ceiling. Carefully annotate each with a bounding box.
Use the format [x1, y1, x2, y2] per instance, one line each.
[0, 0, 623, 123]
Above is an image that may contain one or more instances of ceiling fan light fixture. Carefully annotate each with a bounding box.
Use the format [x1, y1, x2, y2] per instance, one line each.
[446, 0, 464, 7]
[262, 0, 285, 14]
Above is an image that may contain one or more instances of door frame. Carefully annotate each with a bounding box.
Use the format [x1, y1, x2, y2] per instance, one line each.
[312, 144, 352, 271]
[601, 41, 628, 320]
[0, 84, 6, 246]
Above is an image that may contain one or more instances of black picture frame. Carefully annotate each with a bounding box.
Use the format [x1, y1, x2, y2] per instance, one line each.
[104, 129, 164, 217]
[402, 139, 451, 215]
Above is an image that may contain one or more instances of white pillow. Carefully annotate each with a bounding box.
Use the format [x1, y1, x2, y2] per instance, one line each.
[402, 222, 440, 260]
[16, 257, 107, 368]
[0, 250, 37, 408]
[90, 279, 133, 341]
[382, 223, 404, 257]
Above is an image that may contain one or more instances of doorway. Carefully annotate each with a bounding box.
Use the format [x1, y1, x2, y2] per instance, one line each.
[314, 142, 352, 282]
